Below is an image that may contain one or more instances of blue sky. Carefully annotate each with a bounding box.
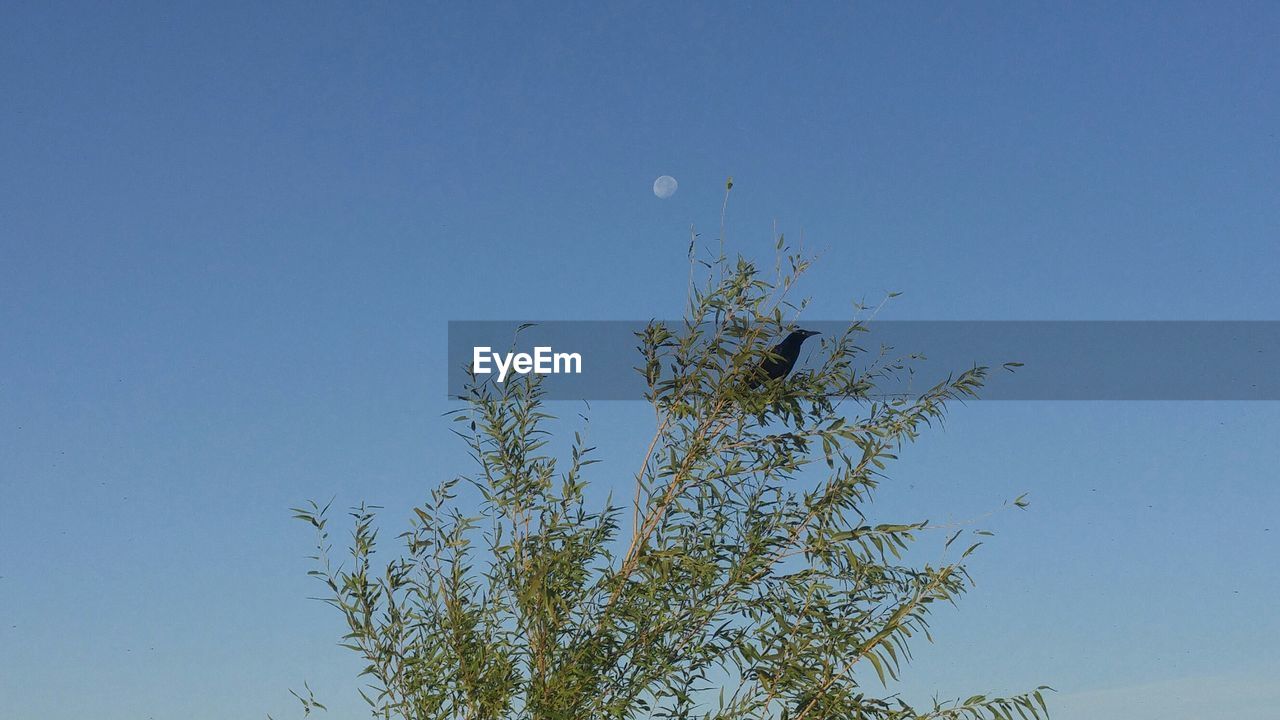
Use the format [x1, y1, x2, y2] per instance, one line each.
[2, 2, 1278, 718]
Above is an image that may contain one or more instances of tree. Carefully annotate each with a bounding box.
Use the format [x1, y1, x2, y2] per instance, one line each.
[293, 225, 1050, 720]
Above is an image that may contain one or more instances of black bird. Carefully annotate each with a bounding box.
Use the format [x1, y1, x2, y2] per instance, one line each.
[748, 329, 821, 388]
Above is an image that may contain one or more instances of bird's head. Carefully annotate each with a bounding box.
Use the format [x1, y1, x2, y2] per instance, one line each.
[790, 328, 821, 342]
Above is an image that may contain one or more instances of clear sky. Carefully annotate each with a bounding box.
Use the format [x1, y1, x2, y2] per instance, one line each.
[2, 3, 1278, 719]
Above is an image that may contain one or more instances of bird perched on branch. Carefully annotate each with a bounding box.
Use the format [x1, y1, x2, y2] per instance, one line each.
[747, 329, 821, 388]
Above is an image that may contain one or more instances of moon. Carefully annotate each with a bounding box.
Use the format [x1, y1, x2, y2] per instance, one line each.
[653, 175, 678, 199]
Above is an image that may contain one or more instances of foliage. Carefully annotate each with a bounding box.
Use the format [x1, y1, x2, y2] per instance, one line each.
[293, 219, 1050, 720]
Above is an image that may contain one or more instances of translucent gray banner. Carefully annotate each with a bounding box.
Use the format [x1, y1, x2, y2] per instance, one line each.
[446, 321, 1280, 401]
